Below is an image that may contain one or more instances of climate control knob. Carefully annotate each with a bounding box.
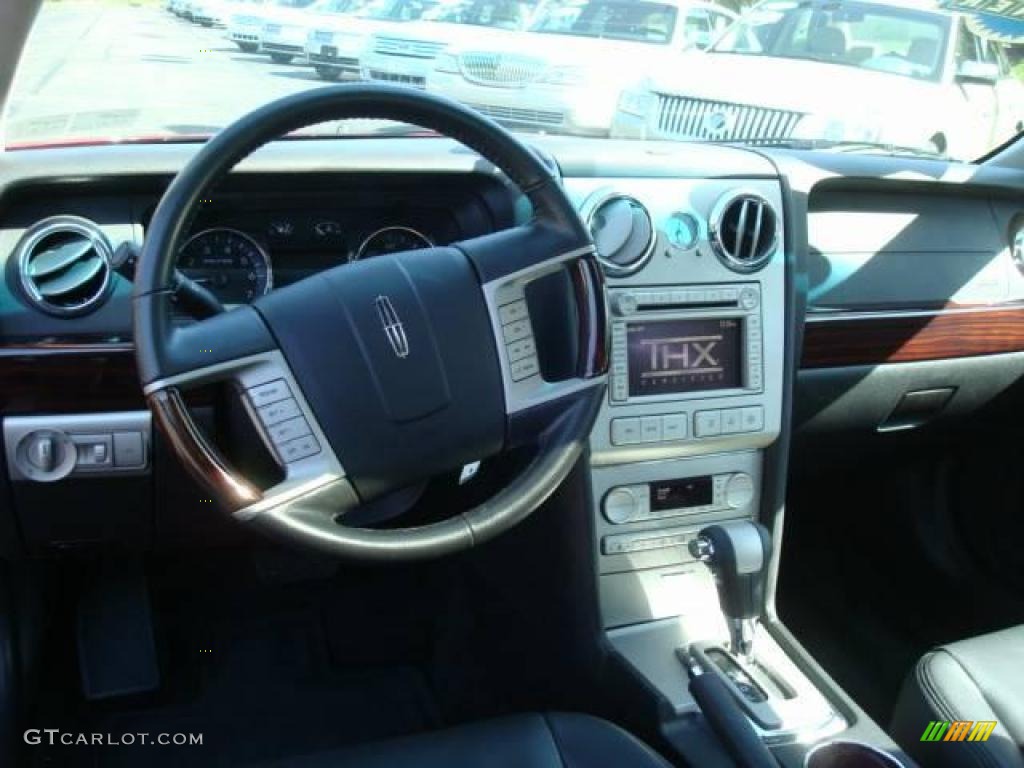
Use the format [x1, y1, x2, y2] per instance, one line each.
[724, 472, 755, 510]
[604, 487, 640, 524]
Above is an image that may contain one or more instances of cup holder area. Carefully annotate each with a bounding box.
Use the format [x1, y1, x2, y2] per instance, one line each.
[805, 741, 905, 768]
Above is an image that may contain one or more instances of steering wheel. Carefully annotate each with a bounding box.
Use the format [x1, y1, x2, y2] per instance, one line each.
[134, 85, 608, 561]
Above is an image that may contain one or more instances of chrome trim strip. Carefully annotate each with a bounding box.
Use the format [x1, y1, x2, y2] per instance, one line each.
[804, 304, 1024, 322]
[0, 342, 135, 357]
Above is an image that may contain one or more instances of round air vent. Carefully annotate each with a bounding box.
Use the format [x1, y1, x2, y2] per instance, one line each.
[14, 216, 114, 317]
[710, 192, 778, 273]
[582, 190, 655, 276]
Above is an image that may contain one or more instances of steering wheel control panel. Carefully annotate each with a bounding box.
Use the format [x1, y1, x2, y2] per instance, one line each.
[3, 412, 150, 483]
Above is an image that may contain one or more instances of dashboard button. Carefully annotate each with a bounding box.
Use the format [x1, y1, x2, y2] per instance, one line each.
[113, 432, 145, 468]
[506, 337, 536, 362]
[510, 356, 540, 382]
[502, 319, 532, 343]
[258, 398, 302, 427]
[498, 300, 528, 325]
[267, 416, 311, 445]
[248, 379, 291, 408]
[741, 406, 764, 432]
[640, 416, 662, 443]
[610, 417, 641, 445]
[695, 410, 722, 437]
[740, 287, 759, 309]
[278, 434, 320, 463]
[721, 408, 743, 434]
[75, 435, 112, 468]
[662, 414, 687, 441]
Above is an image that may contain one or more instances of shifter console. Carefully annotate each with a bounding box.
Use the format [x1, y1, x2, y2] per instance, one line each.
[689, 520, 773, 658]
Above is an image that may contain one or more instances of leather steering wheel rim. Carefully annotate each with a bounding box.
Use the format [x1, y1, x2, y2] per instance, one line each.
[134, 85, 608, 561]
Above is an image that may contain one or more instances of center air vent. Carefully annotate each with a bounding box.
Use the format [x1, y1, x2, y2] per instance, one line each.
[15, 216, 114, 317]
[583, 191, 655, 276]
[710, 192, 778, 273]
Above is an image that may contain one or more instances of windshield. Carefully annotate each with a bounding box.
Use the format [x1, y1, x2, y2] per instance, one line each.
[532, 0, 680, 45]
[5, 0, 1024, 161]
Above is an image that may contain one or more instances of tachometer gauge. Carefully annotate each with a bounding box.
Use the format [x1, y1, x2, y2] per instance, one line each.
[176, 228, 272, 305]
[356, 226, 433, 260]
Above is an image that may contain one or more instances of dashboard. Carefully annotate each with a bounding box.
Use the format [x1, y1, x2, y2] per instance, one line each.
[2, 136, 1024, 573]
[4, 137, 1024, 749]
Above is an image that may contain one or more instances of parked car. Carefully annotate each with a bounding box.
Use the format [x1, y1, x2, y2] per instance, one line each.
[188, 0, 234, 25]
[428, 0, 736, 136]
[227, 0, 301, 53]
[610, 0, 1024, 158]
[306, 0, 440, 81]
[360, 0, 544, 89]
[261, 0, 364, 63]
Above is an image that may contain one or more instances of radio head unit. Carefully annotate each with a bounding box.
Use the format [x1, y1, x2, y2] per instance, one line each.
[610, 284, 763, 404]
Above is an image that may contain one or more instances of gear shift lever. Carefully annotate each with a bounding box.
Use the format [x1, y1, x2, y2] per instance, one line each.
[689, 521, 772, 658]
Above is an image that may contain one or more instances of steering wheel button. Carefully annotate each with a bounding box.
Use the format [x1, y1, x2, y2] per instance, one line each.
[502, 319, 532, 344]
[510, 356, 540, 382]
[506, 337, 536, 363]
[498, 300, 529, 325]
[266, 416, 311, 445]
[258, 397, 301, 427]
[248, 379, 292, 407]
[278, 434, 320, 464]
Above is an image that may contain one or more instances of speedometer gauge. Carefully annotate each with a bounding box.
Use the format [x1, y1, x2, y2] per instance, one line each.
[176, 228, 273, 304]
[356, 226, 433, 260]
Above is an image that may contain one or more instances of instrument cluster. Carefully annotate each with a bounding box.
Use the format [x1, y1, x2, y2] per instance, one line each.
[174, 211, 452, 306]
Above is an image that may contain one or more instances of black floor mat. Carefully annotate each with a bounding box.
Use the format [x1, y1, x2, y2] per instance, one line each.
[30, 556, 443, 768]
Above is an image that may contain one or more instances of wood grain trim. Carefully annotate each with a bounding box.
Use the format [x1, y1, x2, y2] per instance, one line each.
[802, 305, 1024, 368]
[148, 388, 262, 513]
[0, 346, 144, 414]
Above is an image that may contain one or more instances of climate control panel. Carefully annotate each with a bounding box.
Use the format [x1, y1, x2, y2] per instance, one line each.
[603, 472, 754, 525]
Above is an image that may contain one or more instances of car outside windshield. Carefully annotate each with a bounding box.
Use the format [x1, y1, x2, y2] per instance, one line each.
[4, 0, 1024, 161]
[714, 0, 949, 81]
[532, 0, 680, 45]
[355, 0, 440, 20]
[421, 0, 538, 28]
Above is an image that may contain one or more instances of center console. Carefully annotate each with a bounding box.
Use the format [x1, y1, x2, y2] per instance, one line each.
[565, 174, 854, 758]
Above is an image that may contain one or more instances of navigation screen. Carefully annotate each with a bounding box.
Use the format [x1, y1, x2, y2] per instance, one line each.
[626, 318, 742, 396]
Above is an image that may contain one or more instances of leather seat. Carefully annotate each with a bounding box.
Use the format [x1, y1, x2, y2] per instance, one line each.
[256, 712, 673, 767]
[891, 625, 1024, 768]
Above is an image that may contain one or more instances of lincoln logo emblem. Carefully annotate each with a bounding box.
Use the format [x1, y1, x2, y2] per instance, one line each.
[375, 295, 409, 359]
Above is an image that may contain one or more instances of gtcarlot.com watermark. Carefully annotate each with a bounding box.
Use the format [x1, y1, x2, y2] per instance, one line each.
[25, 729, 203, 747]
